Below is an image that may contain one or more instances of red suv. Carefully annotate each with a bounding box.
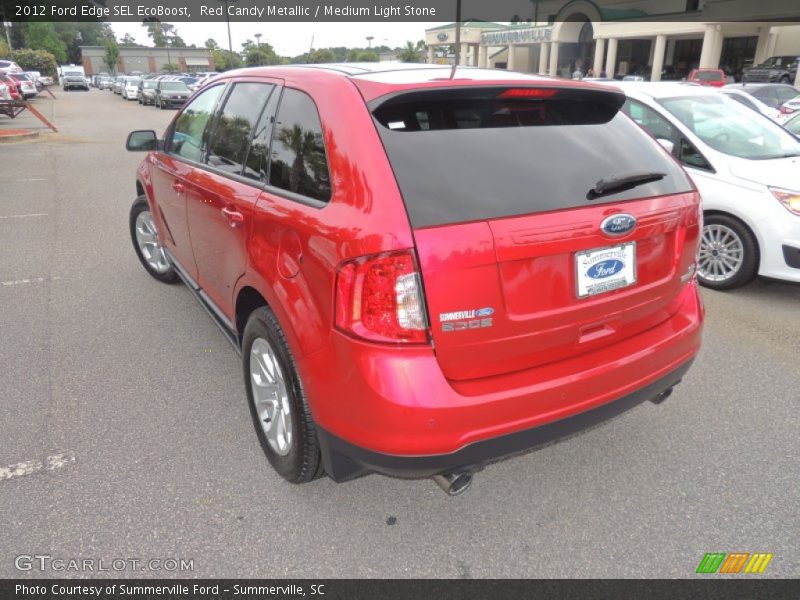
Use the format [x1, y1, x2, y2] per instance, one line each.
[687, 68, 727, 87]
[126, 65, 703, 495]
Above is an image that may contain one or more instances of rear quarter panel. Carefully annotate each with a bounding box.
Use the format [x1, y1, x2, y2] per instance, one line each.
[235, 74, 416, 359]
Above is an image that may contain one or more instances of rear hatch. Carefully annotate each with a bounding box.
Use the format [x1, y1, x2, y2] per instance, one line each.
[371, 84, 699, 381]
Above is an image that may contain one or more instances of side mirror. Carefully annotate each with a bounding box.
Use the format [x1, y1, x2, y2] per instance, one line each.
[656, 138, 675, 154]
[126, 130, 160, 152]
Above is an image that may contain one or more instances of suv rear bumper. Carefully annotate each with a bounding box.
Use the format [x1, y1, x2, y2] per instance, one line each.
[317, 357, 693, 480]
[302, 282, 703, 480]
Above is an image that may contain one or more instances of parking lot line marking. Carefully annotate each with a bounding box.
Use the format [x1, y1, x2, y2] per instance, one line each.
[0, 452, 75, 482]
[8, 178, 47, 182]
[0, 213, 48, 219]
[1, 276, 61, 286]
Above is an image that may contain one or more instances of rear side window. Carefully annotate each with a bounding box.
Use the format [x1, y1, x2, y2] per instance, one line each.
[207, 82, 275, 175]
[243, 89, 280, 183]
[373, 87, 693, 228]
[169, 84, 224, 163]
[269, 88, 332, 203]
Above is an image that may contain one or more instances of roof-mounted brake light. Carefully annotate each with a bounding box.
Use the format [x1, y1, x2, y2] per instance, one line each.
[498, 88, 558, 99]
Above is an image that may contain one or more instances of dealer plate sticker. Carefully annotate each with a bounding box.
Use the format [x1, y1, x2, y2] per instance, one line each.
[576, 242, 637, 298]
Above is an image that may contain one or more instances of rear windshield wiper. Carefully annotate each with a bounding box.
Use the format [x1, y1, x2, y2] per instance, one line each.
[588, 171, 666, 200]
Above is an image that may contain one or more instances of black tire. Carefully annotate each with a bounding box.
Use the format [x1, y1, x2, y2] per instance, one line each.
[697, 213, 759, 290]
[779, 75, 791, 84]
[129, 195, 179, 284]
[242, 307, 324, 484]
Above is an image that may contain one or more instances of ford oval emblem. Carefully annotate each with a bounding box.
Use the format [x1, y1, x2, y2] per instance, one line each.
[601, 213, 637, 237]
[475, 307, 494, 317]
[587, 260, 625, 279]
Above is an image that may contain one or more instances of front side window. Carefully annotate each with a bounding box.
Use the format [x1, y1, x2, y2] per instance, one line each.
[659, 94, 800, 159]
[269, 88, 332, 203]
[207, 82, 275, 175]
[169, 84, 225, 163]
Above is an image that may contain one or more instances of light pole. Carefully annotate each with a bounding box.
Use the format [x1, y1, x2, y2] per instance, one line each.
[366, 36, 374, 49]
[254, 33, 262, 48]
[215, 0, 237, 53]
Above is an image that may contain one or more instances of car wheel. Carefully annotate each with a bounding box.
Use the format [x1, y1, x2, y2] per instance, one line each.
[129, 195, 179, 284]
[697, 214, 759, 290]
[243, 307, 324, 484]
[779, 75, 791, 84]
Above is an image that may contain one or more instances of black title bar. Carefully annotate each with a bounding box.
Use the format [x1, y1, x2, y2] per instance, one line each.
[2, 0, 800, 22]
[2, 579, 799, 600]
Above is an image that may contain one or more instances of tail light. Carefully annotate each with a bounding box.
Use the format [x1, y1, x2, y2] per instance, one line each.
[335, 251, 429, 344]
[779, 105, 795, 115]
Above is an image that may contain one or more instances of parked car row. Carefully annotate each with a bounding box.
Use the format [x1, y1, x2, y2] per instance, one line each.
[104, 72, 218, 109]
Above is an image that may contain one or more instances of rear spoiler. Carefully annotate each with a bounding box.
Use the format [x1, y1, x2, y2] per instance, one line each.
[368, 85, 626, 113]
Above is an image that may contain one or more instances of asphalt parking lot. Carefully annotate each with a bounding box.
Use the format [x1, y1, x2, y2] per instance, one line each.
[1, 88, 798, 579]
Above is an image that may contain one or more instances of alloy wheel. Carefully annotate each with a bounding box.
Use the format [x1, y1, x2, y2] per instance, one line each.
[249, 337, 293, 456]
[134, 210, 170, 274]
[697, 223, 744, 282]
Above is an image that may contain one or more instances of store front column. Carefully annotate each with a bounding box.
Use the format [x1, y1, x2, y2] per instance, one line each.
[593, 38, 605, 75]
[478, 45, 488, 68]
[650, 34, 667, 82]
[507, 45, 516, 71]
[427, 45, 434, 64]
[699, 24, 722, 68]
[604, 38, 618, 78]
[538, 42, 550, 74]
[459, 44, 469, 66]
[548, 41, 560, 76]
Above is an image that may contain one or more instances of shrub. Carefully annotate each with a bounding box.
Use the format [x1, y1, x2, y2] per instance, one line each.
[9, 48, 58, 77]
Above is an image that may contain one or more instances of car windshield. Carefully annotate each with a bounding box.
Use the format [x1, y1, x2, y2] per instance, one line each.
[659, 95, 800, 160]
[695, 71, 722, 81]
[64, 72, 82, 77]
[127, 78, 141, 86]
[143, 81, 157, 89]
[162, 82, 188, 91]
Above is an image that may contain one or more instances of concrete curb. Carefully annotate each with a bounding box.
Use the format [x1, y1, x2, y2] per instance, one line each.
[0, 129, 40, 143]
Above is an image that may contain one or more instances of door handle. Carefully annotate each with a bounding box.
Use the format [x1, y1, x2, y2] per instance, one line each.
[172, 181, 184, 194]
[221, 206, 244, 228]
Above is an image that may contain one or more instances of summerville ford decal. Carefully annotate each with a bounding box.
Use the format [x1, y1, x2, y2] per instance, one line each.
[440, 307, 494, 332]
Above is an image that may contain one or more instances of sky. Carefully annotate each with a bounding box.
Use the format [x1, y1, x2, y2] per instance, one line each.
[110, 22, 443, 56]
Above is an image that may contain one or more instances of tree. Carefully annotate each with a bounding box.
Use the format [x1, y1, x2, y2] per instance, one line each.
[397, 40, 424, 63]
[25, 22, 67, 64]
[162, 63, 180, 73]
[204, 39, 219, 50]
[0, 38, 9, 58]
[245, 41, 280, 67]
[54, 22, 114, 63]
[142, 20, 168, 47]
[119, 33, 137, 47]
[212, 49, 243, 71]
[103, 39, 120, 74]
[307, 49, 336, 63]
[355, 50, 379, 62]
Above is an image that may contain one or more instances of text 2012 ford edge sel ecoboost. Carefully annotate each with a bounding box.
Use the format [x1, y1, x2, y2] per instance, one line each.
[126, 64, 703, 495]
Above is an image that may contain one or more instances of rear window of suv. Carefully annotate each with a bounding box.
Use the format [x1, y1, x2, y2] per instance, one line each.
[372, 87, 693, 228]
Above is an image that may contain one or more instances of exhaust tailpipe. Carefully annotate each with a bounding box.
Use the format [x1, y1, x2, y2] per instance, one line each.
[432, 471, 473, 496]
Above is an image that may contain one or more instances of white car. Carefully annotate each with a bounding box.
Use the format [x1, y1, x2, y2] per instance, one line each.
[720, 87, 781, 121]
[0, 59, 23, 74]
[123, 77, 141, 100]
[614, 82, 800, 289]
[0, 81, 9, 100]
